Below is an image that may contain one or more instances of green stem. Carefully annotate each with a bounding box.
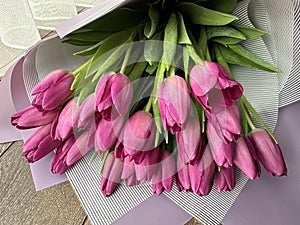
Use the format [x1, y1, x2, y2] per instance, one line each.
[120, 44, 133, 74]
[169, 66, 176, 76]
[241, 101, 256, 130]
[73, 58, 92, 75]
[99, 150, 111, 174]
[144, 96, 153, 113]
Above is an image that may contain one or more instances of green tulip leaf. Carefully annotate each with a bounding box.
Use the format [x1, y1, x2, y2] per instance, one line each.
[206, 26, 246, 40]
[74, 42, 102, 56]
[128, 61, 148, 81]
[65, 31, 113, 42]
[211, 36, 243, 46]
[86, 7, 145, 32]
[162, 13, 178, 70]
[205, 0, 237, 13]
[177, 12, 192, 45]
[177, 2, 238, 26]
[144, 5, 160, 38]
[62, 39, 97, 46]
[232, 24, 269, 39]
[144, 32, 163, 65]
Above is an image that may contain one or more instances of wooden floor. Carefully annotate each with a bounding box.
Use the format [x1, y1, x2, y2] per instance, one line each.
[0, 141, 203, 225]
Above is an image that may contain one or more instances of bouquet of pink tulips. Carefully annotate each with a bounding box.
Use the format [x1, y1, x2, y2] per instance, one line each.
[11, 0, 287, 197]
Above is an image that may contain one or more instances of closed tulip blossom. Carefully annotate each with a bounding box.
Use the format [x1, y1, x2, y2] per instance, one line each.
[31, 69, 74, 111]
[177, 146, 216, 196]
[22, 124, 62, 163]
[51, 98, 79, 141]
[214, 166, 235, 192]
[121, 157, 139, 186]
[190, 61, 243, 112]
[11, 105, 58, 129]
[176, 115, 201, 164]
[65, 130, 94, 166]
[234, 136, 261, 179]
[207, 121, 233, 168]
[152, 150, 176, 194]
[115, 111, 156, 164]
[51, 135, 76, 175]
[158, 75, 191, 134]
[95, 72, 133, 121]
[100, 153, 123, 197]
[94, 116, 124, 154]
[250, 129, 287, 176]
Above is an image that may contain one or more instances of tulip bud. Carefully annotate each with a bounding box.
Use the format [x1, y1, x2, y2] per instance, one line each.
[250, 129, 287, 176]
[207, 121, 233, 168]
[214, 166, 235, 192]
[176, 115, 201, 164]
[73, 94, 96, 129]
[95, 72, 133, 121]
[51, 98, 79, 141]
[100, 153, 123, 197]
[11, 105, 58, 129]
[22, 124, 62, 163]
[234, 136, 260, 179]
[51, 135, 76, 174]
[31, 70, 74, 111]
[158, 75, 191, 134]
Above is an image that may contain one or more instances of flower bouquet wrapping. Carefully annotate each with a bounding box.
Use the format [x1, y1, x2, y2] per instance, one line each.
[10, 0, 289, 222]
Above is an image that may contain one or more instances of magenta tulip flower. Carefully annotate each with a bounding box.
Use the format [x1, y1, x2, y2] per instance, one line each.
[115, 111, 156, 163]
[11, 105, 58, 129]
[51, 135, 76, 174]
[100, 152, 123, 197]
[176, 115, 201, 164]
[51, 98, 79, 141]
[214, 166, 235, 192]
[177, 146, 216, 196]
[152, 150, 176, 194]
[158, 75, 191, 134]
[95, 72, 133, 121]
[65, 130, 94, 166]
[31, 69, 74, 111]
[207, 121, 233, 168]
[190, 61, 243, 112]
[234, 136, 261, 179]
[22, 124, 62, 163]
[121, 157, 139, 186]
[94, 116, 124, 154]
[250, 129, 287, 176]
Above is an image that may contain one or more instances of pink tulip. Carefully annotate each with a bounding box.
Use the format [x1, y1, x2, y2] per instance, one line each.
[158, 75, 191, 134]
[176, 115, 201, 164]
[22, 124, 62, 163]
[95, 116, 124, 154]
[65, 130, 94, 166]
[73, 94, 97, 129]
[121, 157, 139, 186]
[11, 105, 58, 129]
[51, 135, 76, 174]
[234, 136, 260, 179]
[209, 100, 242, 143]
[152, 150, 176, 194]
[51, 98, 79, 141]
[214, 166, 235, 192]
[207, 121, 233, 168]
[190, 61, 243, 112]
[115, 111, 156, 163]
[250, 129, 287, 176]
[31, 69, 74, 111]
[100, 152, 123, 197]
[177, 146, 216, 196]
[95, 72, 133, 121]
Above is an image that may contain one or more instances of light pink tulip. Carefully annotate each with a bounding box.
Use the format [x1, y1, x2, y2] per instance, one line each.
[234, 136, 260, 179]
[158, 75, 191, 134]
[190, 61, 243, 112]
[176, 115, 201, 164]
[100, 153, 123, 197]
[22, 124, 62, 163]
[95, 72, 133, 121]
[51, 98, 79, 141]
[214, 166, 235, 192]
[11, 105, 58, 129]
[207, 121, 233, 168]
[250, 129, 287, 176]
[115, 111, 156, 163]
[31, 69, 74, 111]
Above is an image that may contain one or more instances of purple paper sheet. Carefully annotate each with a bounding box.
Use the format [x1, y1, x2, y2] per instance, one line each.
[222, 100, 300, 225]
